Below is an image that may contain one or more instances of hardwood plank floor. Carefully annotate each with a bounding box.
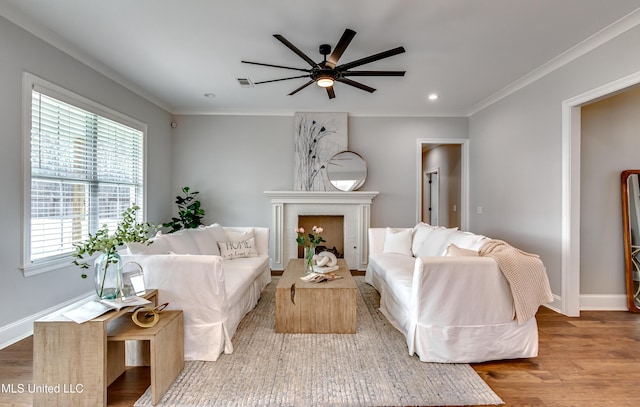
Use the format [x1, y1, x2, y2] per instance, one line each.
[0, 307, 638, 406]
[472, 307, 640, 407]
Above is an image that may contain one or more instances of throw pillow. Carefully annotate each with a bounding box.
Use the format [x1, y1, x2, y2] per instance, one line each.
[470, 236, 491, 251]
[411, 222, 437, 256]
[125, 232, 170, 255]
[217, 237, 258, 260]
[225, 228, 255, 243]
[382, 228, 413, 256]
[444, 243, 479, 257]
[443, 230, 487, 251]
[163, 229, 199, 255]
[414, 227, 458, 257]
[202, 224, 226, 256]
[190, 226, 221, 255]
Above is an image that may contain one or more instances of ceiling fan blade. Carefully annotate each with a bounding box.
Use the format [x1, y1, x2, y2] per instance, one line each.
[326, 86, 336, 99]
[341, 70, 406, 77]
[241, 60, 311, 73]
[326, 29, 356, 69]
[288, 80, 315, 95]
[254, 75, 310, 85]
[337, 46, 406, 71]
[273, 34, 318, 67]
[335, 77, 376, 93]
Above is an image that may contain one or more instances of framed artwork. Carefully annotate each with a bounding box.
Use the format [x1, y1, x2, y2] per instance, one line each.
[294, 112, 348, 191]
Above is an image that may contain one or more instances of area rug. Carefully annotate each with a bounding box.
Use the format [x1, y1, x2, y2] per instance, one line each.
[135, 277, 503, 407]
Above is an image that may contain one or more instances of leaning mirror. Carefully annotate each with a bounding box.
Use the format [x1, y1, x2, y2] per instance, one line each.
[621, 170, 640, 312]
[327, 151, 367, 191]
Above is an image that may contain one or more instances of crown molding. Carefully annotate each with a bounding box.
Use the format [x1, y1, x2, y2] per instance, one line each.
[171, 108, 468, 117]
[466, 8, 640, 117]
[0, 5, 173, 113]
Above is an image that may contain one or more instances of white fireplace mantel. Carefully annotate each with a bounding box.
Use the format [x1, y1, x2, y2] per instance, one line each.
[265, 191, 379, 271]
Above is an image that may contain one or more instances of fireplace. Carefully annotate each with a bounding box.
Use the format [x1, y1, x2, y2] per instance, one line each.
[297, 215, 344, 258]
[265, 191, 379, 271]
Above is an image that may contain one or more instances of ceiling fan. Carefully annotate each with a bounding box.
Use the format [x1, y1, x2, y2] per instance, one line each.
[241, 28, 405, 99]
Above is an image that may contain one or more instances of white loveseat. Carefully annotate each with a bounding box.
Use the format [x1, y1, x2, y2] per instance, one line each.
[366, 223, 553, 363]
[122, 224, 271, 361]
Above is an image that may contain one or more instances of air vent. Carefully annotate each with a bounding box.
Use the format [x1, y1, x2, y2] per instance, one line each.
[237, 78, 254, 88]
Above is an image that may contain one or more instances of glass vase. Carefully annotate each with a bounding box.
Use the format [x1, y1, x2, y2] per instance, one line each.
[94, 252, 123, 300]
[304, 245, 316, 274]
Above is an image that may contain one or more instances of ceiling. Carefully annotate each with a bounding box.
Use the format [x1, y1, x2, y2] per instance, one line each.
[2, 0, 640, 116]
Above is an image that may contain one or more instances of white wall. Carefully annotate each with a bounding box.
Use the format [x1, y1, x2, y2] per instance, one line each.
[0, 17, 173, 336]
[171, 115, 468, 233]
[171, 115, 292, 228]
[580, 85, 640, 295]
[468, 24, 640, 300]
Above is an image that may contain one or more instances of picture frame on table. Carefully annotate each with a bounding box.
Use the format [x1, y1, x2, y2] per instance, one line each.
[121, 262, 146, 299]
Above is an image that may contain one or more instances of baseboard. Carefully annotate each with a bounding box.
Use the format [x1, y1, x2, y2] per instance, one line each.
[0, 291, 93, 350]
[545, 293, 629, 315]
[543, 294, 563, 314]
[580, 293, 628, 311]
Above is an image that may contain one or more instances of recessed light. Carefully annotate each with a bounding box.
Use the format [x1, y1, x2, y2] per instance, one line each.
[428, 93, 438, 101]
[204, 93, 216, 98]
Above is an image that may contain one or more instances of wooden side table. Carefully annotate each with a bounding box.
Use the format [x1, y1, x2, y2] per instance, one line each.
[108, 310, 184, 405]
[275, 259, 357, 334]
[33, 289, 184, 406]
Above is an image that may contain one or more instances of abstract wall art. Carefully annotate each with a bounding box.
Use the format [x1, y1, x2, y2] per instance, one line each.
[294, 112, 348, 191]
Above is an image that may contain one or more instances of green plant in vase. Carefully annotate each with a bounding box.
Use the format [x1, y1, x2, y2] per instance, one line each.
[72, 205, 154, 299]
[295, 225, 326, 273]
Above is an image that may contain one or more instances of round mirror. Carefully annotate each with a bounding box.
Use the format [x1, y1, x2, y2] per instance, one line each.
[327, 151, 367, 191]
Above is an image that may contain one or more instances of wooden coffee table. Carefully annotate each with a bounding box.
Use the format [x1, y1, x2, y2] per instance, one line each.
[275, 258, 356, 334]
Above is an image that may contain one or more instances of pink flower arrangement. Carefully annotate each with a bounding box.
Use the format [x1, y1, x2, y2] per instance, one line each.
[295, 225, 326, 247]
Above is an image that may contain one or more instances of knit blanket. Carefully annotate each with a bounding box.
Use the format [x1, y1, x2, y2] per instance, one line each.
[479, 239, 553, 325]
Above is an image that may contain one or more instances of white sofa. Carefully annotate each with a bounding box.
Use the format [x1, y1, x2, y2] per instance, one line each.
[366, 223, 553, 363]
[122, 224, 271, 361]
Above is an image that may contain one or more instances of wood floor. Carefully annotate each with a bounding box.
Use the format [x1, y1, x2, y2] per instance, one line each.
[0, 307, 638, 406]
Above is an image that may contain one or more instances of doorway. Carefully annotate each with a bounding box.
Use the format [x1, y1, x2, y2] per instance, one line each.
[563, 71, 640, 316]
[416, 138, 469, 230]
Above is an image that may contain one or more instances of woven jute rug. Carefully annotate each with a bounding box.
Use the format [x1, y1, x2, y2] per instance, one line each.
[135, 276, 503, 406]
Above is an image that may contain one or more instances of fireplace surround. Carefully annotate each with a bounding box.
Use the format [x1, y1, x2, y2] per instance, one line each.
[264, 191, 379, 270]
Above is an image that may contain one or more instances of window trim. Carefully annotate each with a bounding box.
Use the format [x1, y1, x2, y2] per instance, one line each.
[21, 72, 148, 276]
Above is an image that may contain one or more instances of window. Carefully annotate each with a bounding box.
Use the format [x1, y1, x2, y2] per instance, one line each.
[22, 74, 145, 275]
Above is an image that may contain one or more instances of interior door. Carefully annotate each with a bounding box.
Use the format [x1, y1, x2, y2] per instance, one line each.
[424, 169, 439, 226]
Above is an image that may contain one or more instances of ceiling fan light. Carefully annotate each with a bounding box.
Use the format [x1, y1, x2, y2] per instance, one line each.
[317, 77, 334, 88]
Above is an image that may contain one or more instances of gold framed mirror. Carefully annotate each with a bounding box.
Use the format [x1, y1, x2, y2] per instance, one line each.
[620, 170, 640, 312]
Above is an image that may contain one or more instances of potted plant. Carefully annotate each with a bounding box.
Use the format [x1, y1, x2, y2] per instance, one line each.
[72, 205, 154, 299]
[162, 186, 205, 233]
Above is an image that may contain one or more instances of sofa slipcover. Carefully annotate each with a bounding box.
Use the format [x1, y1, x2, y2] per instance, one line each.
[366, 224, 550, 363]
[123, 225, 270, 361]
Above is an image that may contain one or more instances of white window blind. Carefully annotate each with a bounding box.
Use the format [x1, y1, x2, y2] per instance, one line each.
[27, 85, 144, 268]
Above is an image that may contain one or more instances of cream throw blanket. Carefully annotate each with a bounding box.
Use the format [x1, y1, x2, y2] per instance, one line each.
[479, 239, 553, 325]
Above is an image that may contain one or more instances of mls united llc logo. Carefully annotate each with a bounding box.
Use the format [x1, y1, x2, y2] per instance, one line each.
[1, 383, 84, 394]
